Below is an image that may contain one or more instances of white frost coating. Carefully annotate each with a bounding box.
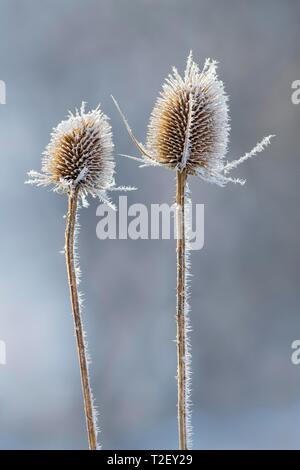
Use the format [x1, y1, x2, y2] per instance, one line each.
[182, 183, 193, 449]
[71, 208, 101, 449]
[180, 91, 193, 169]
[74, 166, 89, 185]
[223, 135, 275, 174]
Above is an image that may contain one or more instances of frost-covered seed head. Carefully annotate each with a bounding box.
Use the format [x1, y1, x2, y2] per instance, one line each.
[113, 52, 274, 187]
[146, 52, 229, 174]
[27, 103, 115, 197]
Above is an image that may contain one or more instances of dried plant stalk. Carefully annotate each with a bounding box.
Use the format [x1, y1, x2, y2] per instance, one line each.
[65, 187, 97, 450]
[27, 104, 134, 449]
[176, 169, 188, 450]
[113, 51, 273, 450]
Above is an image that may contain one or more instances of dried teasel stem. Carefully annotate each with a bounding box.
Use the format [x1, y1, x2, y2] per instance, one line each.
[113, 52, 274, 450]
[65, 187, 97, 450]
[176, 169, 188, 450]
[27, 104, 135, 449]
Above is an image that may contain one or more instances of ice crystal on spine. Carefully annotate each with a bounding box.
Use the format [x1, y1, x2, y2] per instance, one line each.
[113, 51, 274, 186]
[27, 103, 133, 204]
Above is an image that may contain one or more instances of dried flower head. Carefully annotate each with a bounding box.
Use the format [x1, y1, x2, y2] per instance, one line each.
[26, 103, 136, 449]
[27, 103, 134, 207]
[113, 52, 274, 186]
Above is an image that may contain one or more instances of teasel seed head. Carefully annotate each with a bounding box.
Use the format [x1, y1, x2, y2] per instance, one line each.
[27, 103, 134, 206]
[147, 52, 229, 174]
[113, 52, 274, 186]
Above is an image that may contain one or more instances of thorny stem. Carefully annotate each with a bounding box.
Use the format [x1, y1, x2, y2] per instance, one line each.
[176, 169, 188, 450]
[65, 188, 97, 450]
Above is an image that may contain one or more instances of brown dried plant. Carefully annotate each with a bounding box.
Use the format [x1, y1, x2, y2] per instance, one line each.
[26, 103, 134, 449]
[113, 52, 274, 449]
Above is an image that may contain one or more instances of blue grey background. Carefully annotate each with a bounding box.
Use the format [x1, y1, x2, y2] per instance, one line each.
[0, 0, 299, 449]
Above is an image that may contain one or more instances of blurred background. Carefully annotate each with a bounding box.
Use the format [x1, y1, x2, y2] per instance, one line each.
[0, 0, 299, 450]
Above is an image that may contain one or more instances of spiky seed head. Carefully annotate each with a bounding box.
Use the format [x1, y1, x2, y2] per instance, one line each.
[113, 52, 274, 186]
[146, 52, 229, 174]
[27, 103, 115, 197]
